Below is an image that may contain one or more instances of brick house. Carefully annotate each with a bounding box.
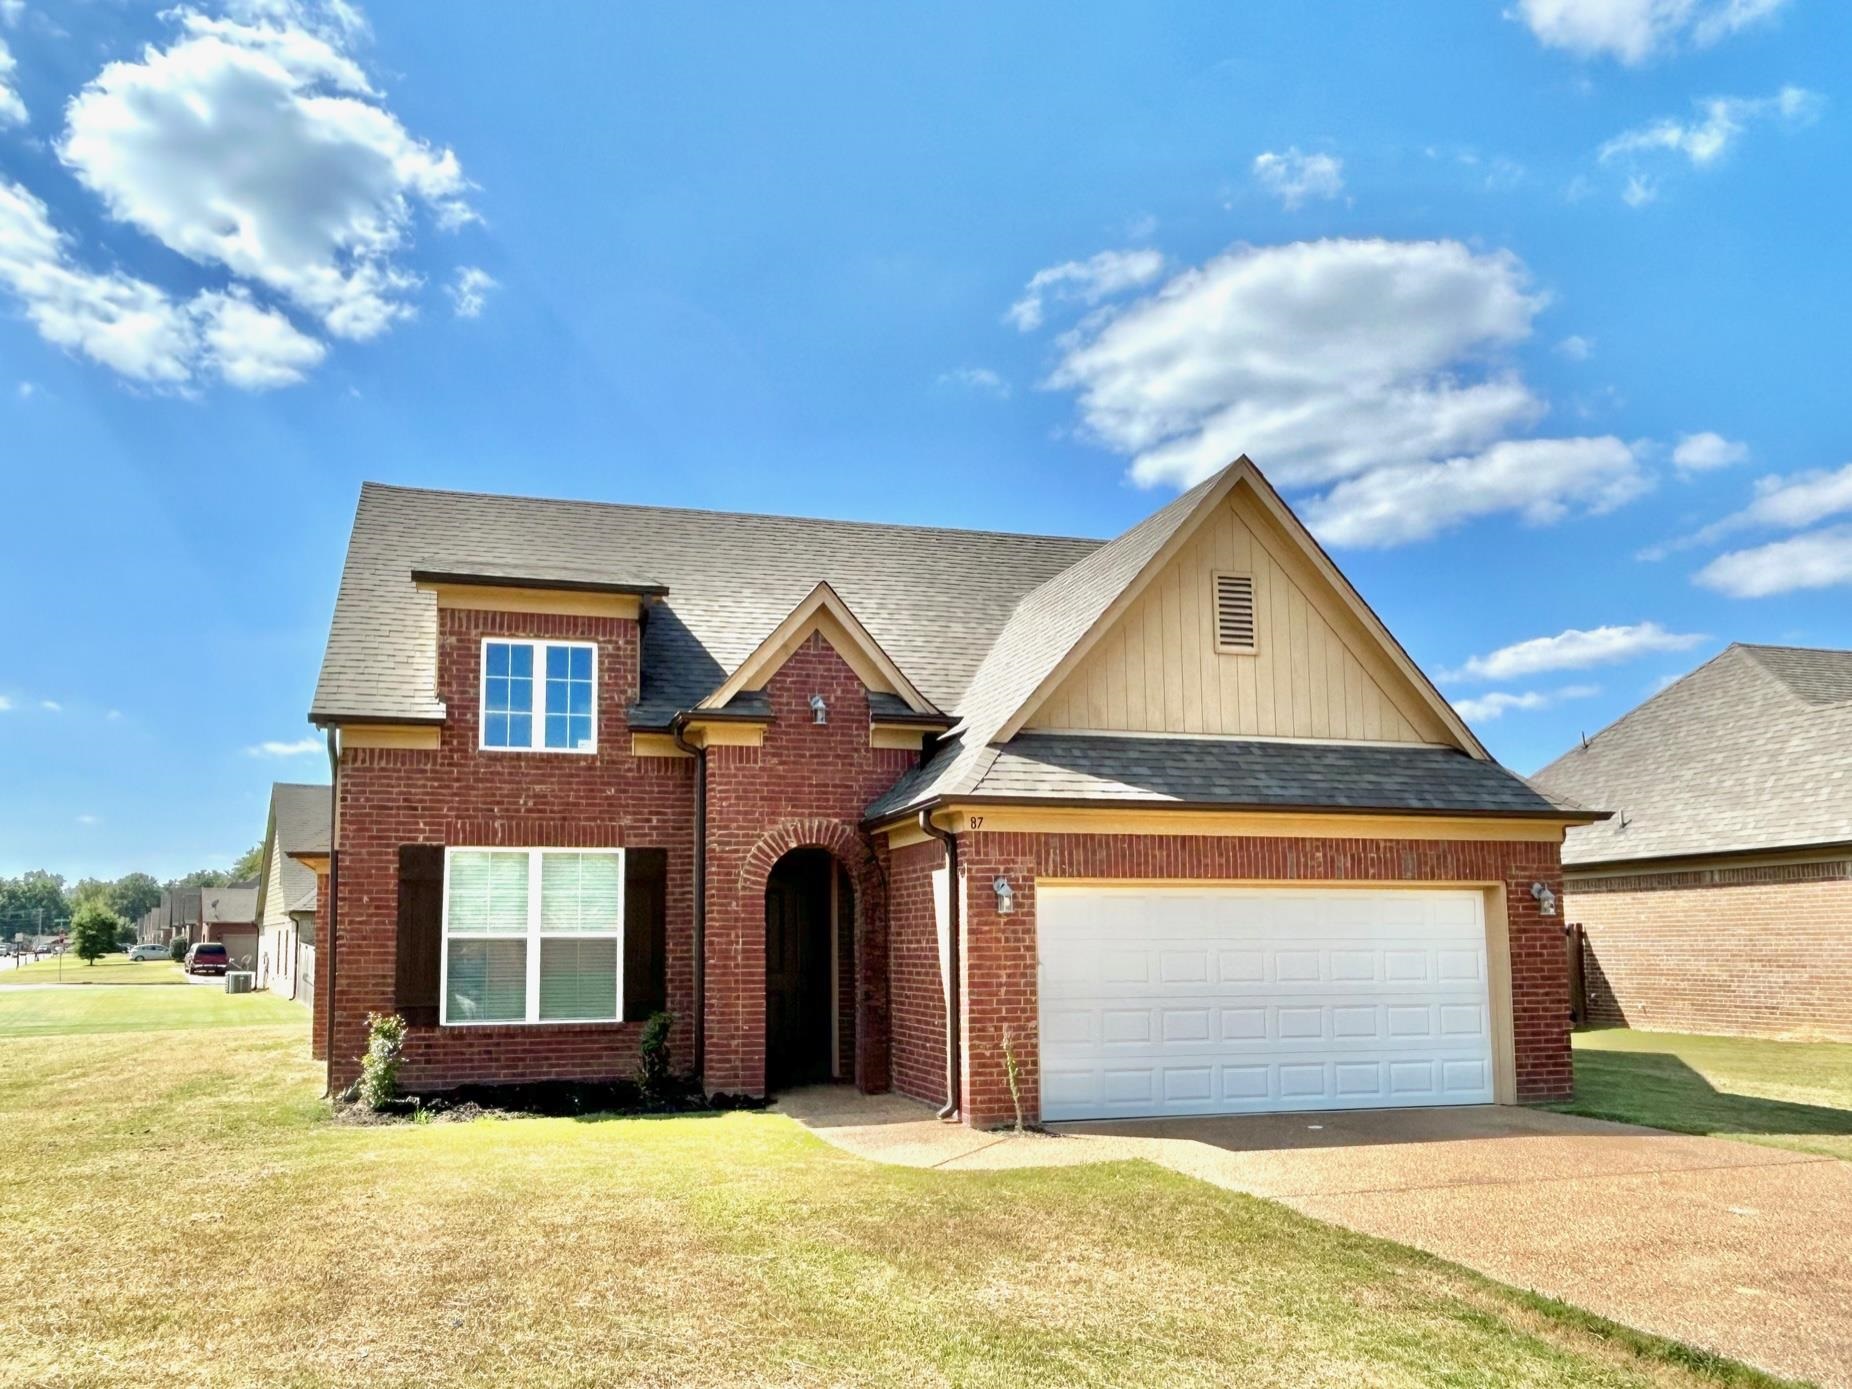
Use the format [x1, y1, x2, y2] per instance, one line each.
[1533, 644, 1852, 1041]
[252, 782, 331, 1007]
[307, 457, 1598, 1125]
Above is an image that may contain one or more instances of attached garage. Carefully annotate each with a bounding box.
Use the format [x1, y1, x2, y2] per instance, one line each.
[1037, 885, 1502, 1122]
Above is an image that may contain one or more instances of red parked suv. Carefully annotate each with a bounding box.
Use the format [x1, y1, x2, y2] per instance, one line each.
[183, 942, 230, 976]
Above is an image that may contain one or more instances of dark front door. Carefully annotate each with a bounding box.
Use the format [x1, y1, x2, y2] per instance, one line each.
[765, 850, 834, 1091]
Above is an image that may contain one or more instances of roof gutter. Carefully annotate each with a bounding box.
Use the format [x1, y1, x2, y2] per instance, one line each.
[670, 714, 707, 1086]
[917, 809, 961, 1123]
[865, 794, 1611, 836]
[320, 726, 340, 1097]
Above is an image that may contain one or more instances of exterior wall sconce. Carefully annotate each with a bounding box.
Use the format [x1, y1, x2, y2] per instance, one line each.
[993, 875, 1014, 914]
[1530, 882, 1557, 916]
[809, 694, 828, 725]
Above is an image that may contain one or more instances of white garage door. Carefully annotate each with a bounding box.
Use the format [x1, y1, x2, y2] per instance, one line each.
[1038, 885, 1495, 1122]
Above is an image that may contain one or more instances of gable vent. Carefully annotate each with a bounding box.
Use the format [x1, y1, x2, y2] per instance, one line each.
[1214, 573, 1257, 652]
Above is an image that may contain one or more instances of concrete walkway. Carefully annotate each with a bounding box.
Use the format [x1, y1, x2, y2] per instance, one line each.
[777, 1088, 1852, 1387]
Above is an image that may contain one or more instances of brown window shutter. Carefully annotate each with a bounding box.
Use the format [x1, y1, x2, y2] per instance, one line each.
[624, 848, 668, 1020]
[395, 845, 445, 1027]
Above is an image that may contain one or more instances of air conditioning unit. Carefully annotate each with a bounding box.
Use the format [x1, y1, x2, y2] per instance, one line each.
[225, 971, 255, 995]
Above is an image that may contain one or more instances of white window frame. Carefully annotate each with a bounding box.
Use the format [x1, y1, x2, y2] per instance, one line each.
[439, 846, 626, 1027]
[478, 637, 600, 754]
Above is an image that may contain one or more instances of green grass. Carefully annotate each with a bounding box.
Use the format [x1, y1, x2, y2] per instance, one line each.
[0, 991, 1800, 1389]
[0, 982, 305, 1036]
[6, 952, 187, 985]
[1554, 1027, 1852, 1162]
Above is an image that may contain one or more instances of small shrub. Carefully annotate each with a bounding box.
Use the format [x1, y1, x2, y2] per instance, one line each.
[636, 1011, 675, 1106]
[358, 1012, 408, 1111]
[169, 939, 186, 963]
[1000, 1026, 1026, 1134]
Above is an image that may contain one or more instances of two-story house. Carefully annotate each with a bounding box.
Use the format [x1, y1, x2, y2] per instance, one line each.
[306, 457, 1598, 1127]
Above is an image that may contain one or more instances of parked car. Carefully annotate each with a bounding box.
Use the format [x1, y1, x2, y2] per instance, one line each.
[127, 944, 169, 962]
[183, 942, 230, 976]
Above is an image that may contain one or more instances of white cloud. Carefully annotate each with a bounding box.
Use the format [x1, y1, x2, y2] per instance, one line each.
[1452, 683, 1599, 723]
[1252, 148, 1344, 210]
[0, 694, 11, 711]
[0, 36, 24, 126]
[1621, 174, 1658, 208]
[937, 365, 1011, 399]
[1514, 0, 1791, 65]
[0, 2, 22, 28]
[1600, 87, 1822, 174]
[1047, 238, 1547, 490]
[1302, 436, 1648, 548]
[75, 813, 99, 827]
[447, 264, 495, 318]
[1006, 247, 1164, 332]
[1037, 236, 1655, 545]
[1446, 621, 1707, 682]
[1647, 460, 1852, 556]
[39, 698, 59, 711]
[1672, 430, 1748, 472]
[105, 708, 122, 720]
[0, 178, 325, 390]
[246, 736, 323, 757]
[1696, 524, 1852, 597]
[15, 379, 34, 398]
[58, 7, 472, 342]
[1555, 334, 1594, 361]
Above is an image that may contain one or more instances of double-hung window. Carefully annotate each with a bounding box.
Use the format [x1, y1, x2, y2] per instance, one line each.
[481, 639, 596, 752]
[441, 848, 625, 1025]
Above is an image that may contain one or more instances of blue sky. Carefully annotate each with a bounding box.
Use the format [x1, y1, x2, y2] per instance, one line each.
[3, 1, 1849, 880]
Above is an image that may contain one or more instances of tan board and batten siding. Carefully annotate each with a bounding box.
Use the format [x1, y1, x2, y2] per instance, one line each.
[1025, 486, 1453, 744]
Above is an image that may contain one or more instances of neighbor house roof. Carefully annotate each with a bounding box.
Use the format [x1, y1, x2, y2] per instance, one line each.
[311, 482, 1099, 727]
[201, 884, 259, 926]
[263, 782, 331, 917]
[1532, 643, 1852, 867]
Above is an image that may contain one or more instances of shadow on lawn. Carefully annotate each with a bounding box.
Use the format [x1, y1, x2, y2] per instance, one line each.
[1564, 1047, 1852, 1143]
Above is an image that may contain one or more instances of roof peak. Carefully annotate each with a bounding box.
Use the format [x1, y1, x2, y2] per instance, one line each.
[359, 479, 1105, 549]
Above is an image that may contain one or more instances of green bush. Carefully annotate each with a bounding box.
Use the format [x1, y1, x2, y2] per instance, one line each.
[358, 1012, 408, 1111]
[169, 939, 186, 963]
[636, 1011, 675, 1106]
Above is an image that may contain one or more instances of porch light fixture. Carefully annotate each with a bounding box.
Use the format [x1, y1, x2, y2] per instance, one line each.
[1530, 882, 1557, 916]
[809, 694, 828, 724]
[992, 875, 1014, 914]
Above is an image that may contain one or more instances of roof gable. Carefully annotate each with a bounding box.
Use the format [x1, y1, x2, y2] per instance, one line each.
[999, 458, 1485, 756]
[697, 582, 939, 714]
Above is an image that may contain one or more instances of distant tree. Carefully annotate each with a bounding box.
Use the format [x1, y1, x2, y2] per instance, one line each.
[0, 871, 68, 939]
[230, 844, 264, 883]
[69, 878, 113, 912]
[108, 873, 162, 924]
[116, 924, 137, 950]
[70, 903, 123, 965]
[167, 869, 231, 889]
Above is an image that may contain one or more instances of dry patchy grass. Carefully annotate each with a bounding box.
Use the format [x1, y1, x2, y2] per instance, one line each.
[0, 993, 1800, 1388]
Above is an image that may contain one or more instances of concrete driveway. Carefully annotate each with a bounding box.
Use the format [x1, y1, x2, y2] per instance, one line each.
[781, 1090, 1852, 1387]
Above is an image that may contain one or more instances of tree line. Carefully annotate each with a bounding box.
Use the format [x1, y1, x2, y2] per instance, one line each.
[0, 845, 263, 946]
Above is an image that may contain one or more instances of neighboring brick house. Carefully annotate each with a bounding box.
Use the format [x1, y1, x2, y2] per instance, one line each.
[200, 883, 260, 967]
[1533, 644, 1852, 1042]
[253, 782, 331, 1007]
[307, 458, 1598, 1125]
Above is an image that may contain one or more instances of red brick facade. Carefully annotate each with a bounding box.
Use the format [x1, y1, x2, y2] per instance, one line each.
[327, 605, 696, 1091]
[1566, 859, 1852, 1040]
[888, 831, 1572, 1127]
[325, 607, 1572, 1123]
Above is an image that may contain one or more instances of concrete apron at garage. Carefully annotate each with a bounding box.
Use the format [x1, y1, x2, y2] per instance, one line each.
[778, 1088, 1852, 1388]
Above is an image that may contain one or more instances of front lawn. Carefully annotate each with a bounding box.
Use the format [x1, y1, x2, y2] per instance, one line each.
[1555, 1027, 1852, 1162]
[0, 983, 303, 1037]
[6, 951, 187, 985]
[0, 991, 1794, 1389]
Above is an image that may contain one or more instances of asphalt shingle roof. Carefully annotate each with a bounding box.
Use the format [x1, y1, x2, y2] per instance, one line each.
[870, 732, 1567, 818]
[201, 885, 259, 926]
[1531, 644, 1852, 866]
[312, 482, 1099, 727]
